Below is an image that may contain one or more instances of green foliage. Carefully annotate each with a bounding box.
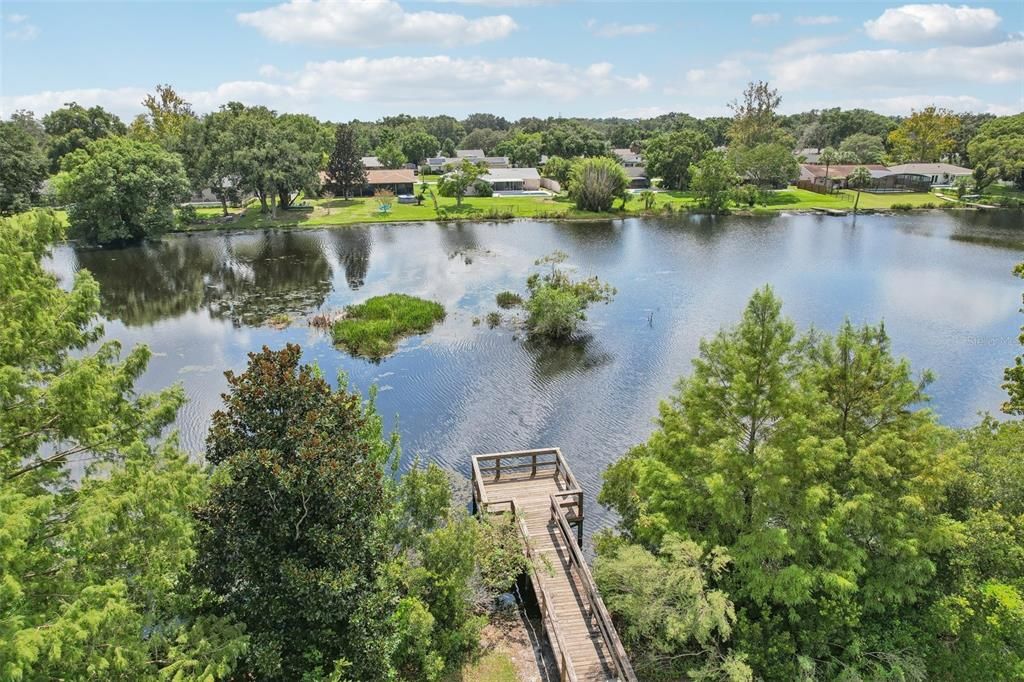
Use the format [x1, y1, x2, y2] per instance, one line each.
[458, 127, 508, 156]
[0, 210, 246, 681]
[494, 130, 543, 167]
[399, 128, 440, 166]
[192, 344, 398, 680]
[541, 120, 608, 158]
[523, 251, 615, 339]
[541, 155, 573, 185]
[495, 291, 523, 308]
[325, 123, 367, 199]
[729, 142, 800, 188]
[376, 140, 407, 169]
[567, 156, 629, 212]
[0, 115, 49, 215]
[437, 159, 485, 206]
[332, 293, 446, 359]
[847, 165, 873, 212]
[473, 178, 494, 197]
[730, 183, 762, 208]
[888, 106, 961, 163]
[690, 150, 738, 213]
[1004, 262, 1024, 415]
[968, 114, 1024, 191]
[594, 534, 751, 681]
[639, 189, 657, 210]
[839, 132, 886, 164]
[599, 287, 964, 680]
[727, 81, 791, 148]
[41, 101, 127, 173]
[643, 128, 712, 190]
[55, 135, 189, 244]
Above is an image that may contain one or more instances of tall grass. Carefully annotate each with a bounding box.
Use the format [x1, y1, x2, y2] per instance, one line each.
[332, 294, 445, 360]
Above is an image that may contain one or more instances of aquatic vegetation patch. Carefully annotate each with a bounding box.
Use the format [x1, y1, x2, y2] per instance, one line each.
[332, 294, 445, 360]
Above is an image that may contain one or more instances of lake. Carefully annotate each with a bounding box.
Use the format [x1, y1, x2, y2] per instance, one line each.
[48, 212, 1023, 531]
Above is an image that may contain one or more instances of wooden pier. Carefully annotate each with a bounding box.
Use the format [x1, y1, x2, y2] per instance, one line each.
[471, 448, 637, 682]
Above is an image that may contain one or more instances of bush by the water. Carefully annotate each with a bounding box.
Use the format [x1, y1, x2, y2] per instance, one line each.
[524, 251, 615, 340]
[495, 291, 523, 308]
[333, 294, 445, 359]
[567, 157, 629, 212]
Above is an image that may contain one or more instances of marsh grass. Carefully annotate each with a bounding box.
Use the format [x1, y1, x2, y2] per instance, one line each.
[332, 294, 445, 360]
[495, 291, 522, 309]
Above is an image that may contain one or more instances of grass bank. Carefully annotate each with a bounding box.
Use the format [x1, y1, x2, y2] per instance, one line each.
[332, 294, 446, 360]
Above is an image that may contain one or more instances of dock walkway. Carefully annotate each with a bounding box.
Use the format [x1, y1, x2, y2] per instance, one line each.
[471, 448, 637, 682]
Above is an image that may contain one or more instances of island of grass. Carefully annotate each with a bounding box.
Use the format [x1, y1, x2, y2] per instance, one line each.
[332, 293, 445, 360]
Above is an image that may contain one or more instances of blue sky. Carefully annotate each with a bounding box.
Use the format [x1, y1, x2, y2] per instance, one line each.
[1, 1, 1021, 122]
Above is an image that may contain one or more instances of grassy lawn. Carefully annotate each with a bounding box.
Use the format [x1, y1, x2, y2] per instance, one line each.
[447, 651, 518, 682]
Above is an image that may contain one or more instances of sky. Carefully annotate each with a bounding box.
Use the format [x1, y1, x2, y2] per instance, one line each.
[1, 0, 1022, 122]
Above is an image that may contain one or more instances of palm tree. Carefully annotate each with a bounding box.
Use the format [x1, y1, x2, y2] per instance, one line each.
[818, 146, 839, 191]
[847, 166, 873, 213]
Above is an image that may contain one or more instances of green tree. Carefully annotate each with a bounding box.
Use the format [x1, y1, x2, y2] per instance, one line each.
[178, 106, 244, 216]
[968, 114, 1024, 191]
[838, 132, 886, 164]
[600, 288, 959, 680]
[494, 130, 544, 167]
[643, 128, 713, 190]
[729, 143, 800, 188]
[41, 102, 127, 173]
[54, 136, 189, 244]
[423, 115, 464, 146]
[847, 165, 873, 213]
[326, 123, 367, 199]
[1004, 262, 1024, 415]
[690, 150, 738, 213]
[542, 155, 573, 185]
[137, 84, 197, 151]
[399, 128, 440, 166]
[462, 112, 510, 132]
[437, 159, 485, 206]
[458, 127, 508, 155]
[272, 113, 331, 209]
[192, 344, 398, 680]
[0, 210, 247, 681]
[440, 137, 456, 157]
[727, 81, 789, 148]
[888, 106, 961, 163]
[523, 251, 615, 339]
[0, 115, 49, 215]
[542, 120, 608, 158]
[376, 140, 408, 169]
[567, 156, 629, 212]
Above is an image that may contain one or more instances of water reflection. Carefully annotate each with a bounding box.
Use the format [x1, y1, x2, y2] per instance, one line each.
[47, 212, 1024, 533]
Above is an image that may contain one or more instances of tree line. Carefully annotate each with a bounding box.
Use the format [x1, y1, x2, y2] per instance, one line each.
[2, 82, 1022, 233]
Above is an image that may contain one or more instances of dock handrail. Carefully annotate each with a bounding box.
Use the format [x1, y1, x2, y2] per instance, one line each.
[479, 497, 578, 682]
[550, 494, 638, 682]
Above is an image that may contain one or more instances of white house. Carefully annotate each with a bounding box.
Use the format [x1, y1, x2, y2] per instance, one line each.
[612, 148, 643, 167]
[477, 167, 542, 192]
[887, 163, 972, 186]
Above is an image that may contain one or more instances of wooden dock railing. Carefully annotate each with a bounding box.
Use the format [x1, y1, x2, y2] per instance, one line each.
[472, 448, 637, 682]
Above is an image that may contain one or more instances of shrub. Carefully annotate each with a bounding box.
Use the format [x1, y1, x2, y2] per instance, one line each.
[486, 311, 501, 328]
[332, 294, 445, 359]
[495, 291, 523, 308]
[473, 179, 494, 197]
[177, 204, 199, 225]
[567, 157, 629, 212]
[891, 202, 913, 210]
[524, 251, 615, 340]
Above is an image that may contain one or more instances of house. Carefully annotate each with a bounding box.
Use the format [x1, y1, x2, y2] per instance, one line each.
[477, 167, 541, 192]
[624, 166, 650, 189]
[426, 157, 449, 172]
[795, 148, 822, 163]
[455, 149, 486, 159]
[797, 164, 931, 193]
[886, 163, 972, 186]
[361, 156, 384, 170]
[612, 148, 643, 167]
[363, 169, 415, 196]
[432, 154, 510, 170]
[799, 164, 890, 185]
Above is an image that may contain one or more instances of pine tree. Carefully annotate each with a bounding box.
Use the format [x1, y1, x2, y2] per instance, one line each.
[325, 123, 366, 199]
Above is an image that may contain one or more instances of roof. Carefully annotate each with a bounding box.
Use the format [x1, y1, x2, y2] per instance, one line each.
[480, 167, 541, 182]
[366, 169, 416, 184]
[796, 148, 822, 162]
[456, 149, 485, 158]
[800, 163, 890, 180]
[613, 148, 642, 163]
[887, 163, 972, 175]
[361, 156, 383, 167]
[623, 166, 647, 178]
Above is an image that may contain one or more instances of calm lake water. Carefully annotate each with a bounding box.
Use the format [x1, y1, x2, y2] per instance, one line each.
[48, 212, 1023, 530]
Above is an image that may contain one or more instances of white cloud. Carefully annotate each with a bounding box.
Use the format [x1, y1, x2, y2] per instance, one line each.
[795, 15, 839, 26]
[682, 59, 750, 88]
[236, 0, 517, 47]
[773, 36, 846, 57]
[751, 13, 780, 25]
[585, 19, 656, 38]
[4, 13, 38, 40]
[0, 56, 651, 120]
[864, 4, 1003, 45]
[771, 39, 1023, 90]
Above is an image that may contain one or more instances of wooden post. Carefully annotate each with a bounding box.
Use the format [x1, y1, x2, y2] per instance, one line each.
[495, 456, 501, 481]
[531, 452, 537, 478]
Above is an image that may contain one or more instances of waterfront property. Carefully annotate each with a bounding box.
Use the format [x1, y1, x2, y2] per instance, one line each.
[798, 164, 931, 193]
[478, 167, 542, 192]
[363, 169, 415, 195]
[472, 448, 637, 682]
[612, 148, 643, 167]
[888, 163, 973, 186]
[624, 166, 650, 189]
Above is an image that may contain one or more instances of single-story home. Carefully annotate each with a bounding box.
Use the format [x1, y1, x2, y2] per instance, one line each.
[798, 164, 931, 193]
[624, 166, 650, 189]
[613, 148, 644, 167]
[886, 163, 972, 186]
[361, 156, 384, 170]
[429, 155, 510, 171]
[455, 149, 485, 159]
[363, 169, 415, 196]
[477, 167, 541, 192]
[799, 164, 890, 184]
